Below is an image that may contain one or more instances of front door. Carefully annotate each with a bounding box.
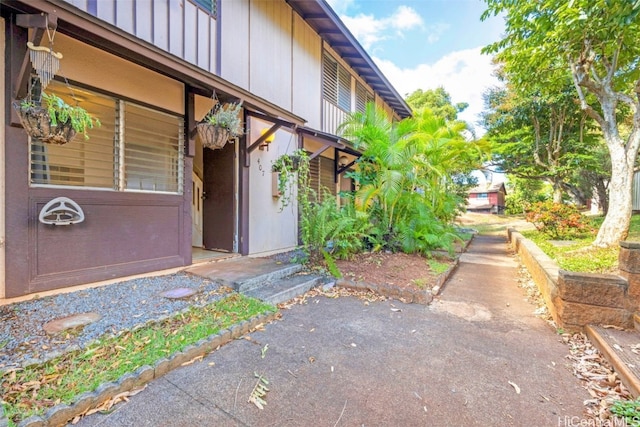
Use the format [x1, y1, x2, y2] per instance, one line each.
[202, 142, 236, 252]
[191, 172, 204, 247]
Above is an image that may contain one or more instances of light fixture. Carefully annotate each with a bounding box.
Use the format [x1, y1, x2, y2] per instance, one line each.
[338, 155, 349, 167]
[259, 128, 275, 151]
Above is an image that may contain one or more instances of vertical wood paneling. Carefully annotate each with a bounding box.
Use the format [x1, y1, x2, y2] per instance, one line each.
[292, 14, 321, 129]
[71, 0, 88, 10]
[135, 0, 153, 43]
[322, 100, 347, 135]
[116, 0, 135, 34]
[96, 0, 116, 24]
[154, 0, 169, 51]
[220, 0, 250, 87]
[249, 0, 292, 109]
[196, 10, 210, 70]
[169, 0, 184, 58]
[184, 2, 198, 64]
[58, 0, 217, 80]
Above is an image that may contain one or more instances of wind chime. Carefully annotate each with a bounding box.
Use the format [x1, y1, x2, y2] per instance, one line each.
[26, 39, 63, 92]
[13, 17, 80, 144]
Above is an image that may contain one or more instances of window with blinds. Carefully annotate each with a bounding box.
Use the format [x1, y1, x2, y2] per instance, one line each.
[322, 52, 352, 112]
[308, 155, 336, 201]
[30, 82, 184, 194]
[124, 104, 183, 193]
[355, 82, 373, 114]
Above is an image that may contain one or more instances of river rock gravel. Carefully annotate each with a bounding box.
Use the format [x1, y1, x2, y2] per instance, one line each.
[0, 273, 227, 371]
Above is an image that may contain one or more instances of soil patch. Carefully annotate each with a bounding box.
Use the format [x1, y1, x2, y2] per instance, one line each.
[335, 252, 454, 293]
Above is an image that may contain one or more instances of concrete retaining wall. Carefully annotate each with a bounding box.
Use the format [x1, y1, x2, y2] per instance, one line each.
[508, 229, 635, 331]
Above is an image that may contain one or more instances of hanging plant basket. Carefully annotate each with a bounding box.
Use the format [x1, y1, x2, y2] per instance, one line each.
[196, 123, 232, 150]
[198, 101, 243, 150]
[12, 102, 78, 145]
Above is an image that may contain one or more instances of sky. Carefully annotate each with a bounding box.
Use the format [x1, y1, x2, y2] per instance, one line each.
[325, 0, 505, 135]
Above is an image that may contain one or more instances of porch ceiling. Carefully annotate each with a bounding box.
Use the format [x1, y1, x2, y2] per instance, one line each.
[286, 0, 412, 120]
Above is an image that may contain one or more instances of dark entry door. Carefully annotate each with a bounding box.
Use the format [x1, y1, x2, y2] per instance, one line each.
[202, 142, 235, 252]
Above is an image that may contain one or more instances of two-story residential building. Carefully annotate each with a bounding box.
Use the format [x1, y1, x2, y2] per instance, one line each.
[0, 0, 411, 299]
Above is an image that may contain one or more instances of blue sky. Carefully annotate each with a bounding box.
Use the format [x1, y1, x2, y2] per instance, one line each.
[326, 0, 505, 134]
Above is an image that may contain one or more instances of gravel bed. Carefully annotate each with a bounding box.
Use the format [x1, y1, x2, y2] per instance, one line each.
[0, 273, 227, 371]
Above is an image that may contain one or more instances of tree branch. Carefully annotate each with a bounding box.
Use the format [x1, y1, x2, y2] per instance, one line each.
[606, 37, 624, 84]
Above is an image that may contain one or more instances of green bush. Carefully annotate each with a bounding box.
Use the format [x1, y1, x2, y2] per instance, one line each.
[525, 201, 593, 240]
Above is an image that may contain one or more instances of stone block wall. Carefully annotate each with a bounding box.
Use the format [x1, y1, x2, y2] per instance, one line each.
[508, 229, 637, 331]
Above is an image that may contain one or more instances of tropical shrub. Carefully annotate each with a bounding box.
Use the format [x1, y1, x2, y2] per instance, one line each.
[525, 201, 593, 239]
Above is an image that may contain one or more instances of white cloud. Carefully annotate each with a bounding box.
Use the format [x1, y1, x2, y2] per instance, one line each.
[389, 6, 423, 31]
[325, 0, 356, 15]
[425, 23, 450, 44]
[336, 6, 424, 50]
[373, 47, 502, 134]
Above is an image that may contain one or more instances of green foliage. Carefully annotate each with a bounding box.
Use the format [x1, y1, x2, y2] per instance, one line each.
[202, 101, 243, 137]
[405, 87, 468, 121]
[20, 92, 101, 140]
[481, 83, 600, 203]
[1, 293, 274, 424]
[522, 214, 640, 273]
[301, 191, 369, 261]
[273, 149, 310, 212]
[321, 248, 342, 278]
[611, 399, 640, 426]
[427, 258, 451, 275]
[525, 201, 594, 239]
[334, 103, 488, 256]
[504, 178, 550, 215]
[482, 0, 640, 246]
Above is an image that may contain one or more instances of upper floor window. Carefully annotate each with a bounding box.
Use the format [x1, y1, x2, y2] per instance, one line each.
[323, 52, 351, 112]
[355, 82, 374, 114]
[477, 193, 488, 199]
[192, 0, 217, 17]
[30, 81, 184, 194]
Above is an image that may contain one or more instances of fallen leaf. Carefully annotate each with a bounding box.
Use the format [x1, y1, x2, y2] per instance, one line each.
[508, 381, 521, 394]
[613, 344, 623, 352]
[391, 308, 402, 312]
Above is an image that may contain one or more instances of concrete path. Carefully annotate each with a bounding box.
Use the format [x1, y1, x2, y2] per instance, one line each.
[75, 235, 590, 427]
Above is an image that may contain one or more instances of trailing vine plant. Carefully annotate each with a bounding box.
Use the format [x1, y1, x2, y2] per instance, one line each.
[271, 149, 310, 212]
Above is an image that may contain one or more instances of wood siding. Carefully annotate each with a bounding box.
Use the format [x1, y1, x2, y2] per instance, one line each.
[248, 0, 292, 110]
[292, 14, 322, 130]
[62, 0, 218, 74]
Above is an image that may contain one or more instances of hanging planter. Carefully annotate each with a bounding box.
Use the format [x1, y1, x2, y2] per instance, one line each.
[13, 93, 100, 145]
[197, 101, 243, 150]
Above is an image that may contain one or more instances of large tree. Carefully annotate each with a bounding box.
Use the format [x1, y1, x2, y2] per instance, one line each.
[405, 87, 468, 122]
[482, 0, 640, 247]
[482, 83, 599, 203]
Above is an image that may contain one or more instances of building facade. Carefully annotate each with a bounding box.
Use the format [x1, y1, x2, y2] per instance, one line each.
[1, 0, 411, 298]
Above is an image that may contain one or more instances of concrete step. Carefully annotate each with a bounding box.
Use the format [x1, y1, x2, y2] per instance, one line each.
[586, 324, 640, 397]
[243, 273, 323, 305]
[234, 264, 303, 293]
[186, 257, 303, 293]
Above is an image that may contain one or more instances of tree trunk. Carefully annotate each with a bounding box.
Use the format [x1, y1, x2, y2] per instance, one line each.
[592, 142, 633, 247]
[552, 184, 563, 204]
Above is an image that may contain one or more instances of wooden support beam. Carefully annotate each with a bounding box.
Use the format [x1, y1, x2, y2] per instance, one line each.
[13, 14, 58, 100]
[247, 123, 281, 154]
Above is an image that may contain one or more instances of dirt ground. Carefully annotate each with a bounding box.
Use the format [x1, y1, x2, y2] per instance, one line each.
[334, 251, 449, 292]
[332, 213, 529, 294]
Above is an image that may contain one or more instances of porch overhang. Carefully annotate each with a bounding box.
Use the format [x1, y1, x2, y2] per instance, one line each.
[4, 0, 306, 126]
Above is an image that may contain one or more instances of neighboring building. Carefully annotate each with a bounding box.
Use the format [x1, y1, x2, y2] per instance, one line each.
[1, 0, 411, 298]
[467, 182, 506, 214]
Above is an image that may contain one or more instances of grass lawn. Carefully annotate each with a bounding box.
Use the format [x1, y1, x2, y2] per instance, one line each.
[1, 293, 275, 425]
[521, 214, 640, 274]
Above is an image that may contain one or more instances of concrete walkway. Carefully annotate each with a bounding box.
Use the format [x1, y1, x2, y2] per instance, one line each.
[75, 235, 590, 427]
